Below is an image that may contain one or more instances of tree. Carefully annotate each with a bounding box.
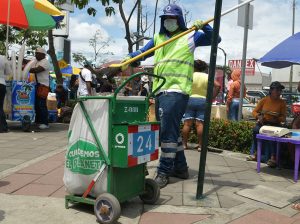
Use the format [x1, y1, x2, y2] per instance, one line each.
[48, 0, 64, 84]
[72, 29, 114, 66]
[88, 30, 114, 65]
[72, 52, 87, 66]
[140, 3, 154, 42]
[48, 29, 63, 84]
[71, 0, 153, 53]
[116, 0, 153, 53]
[0, 26, 47, 56]
[118, 0, 139, 53]
[71, 0, 117, 17]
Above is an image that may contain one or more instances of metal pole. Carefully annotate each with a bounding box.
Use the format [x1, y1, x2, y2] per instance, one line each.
[218, 47, 227, 103]
[238, 3, 250, 121]
[196, 0, 223, 199]
[289, 0, 295, 91]
[136, 0, 141, 51]
[153, 0, 159, 36]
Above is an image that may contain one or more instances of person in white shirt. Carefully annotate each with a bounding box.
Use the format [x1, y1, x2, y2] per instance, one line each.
[139, 75, 150, 96]
[78, 61, 92, 96]
[0, 55, 12, 133]
[29, 47, 50, 130]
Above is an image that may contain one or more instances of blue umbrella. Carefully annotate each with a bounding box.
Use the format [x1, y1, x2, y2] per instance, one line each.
[259, 32, 300, 68]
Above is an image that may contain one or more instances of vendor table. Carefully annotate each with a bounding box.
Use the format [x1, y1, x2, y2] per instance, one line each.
[256, 134, 300, 182]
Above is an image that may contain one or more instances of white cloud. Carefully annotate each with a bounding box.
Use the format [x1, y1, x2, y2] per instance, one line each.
[68, 17, 129, 66]
[98, 15, 119, 27]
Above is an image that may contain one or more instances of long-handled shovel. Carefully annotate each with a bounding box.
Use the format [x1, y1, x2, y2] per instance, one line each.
[109, 0, 255, 68]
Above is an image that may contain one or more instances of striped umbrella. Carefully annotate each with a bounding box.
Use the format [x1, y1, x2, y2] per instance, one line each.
[0, 0, 64, 30]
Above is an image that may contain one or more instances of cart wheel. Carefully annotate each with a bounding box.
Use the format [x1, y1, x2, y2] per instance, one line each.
[22, 115, 31, 132]
[139, 178, 160, 204]
[94, 193, 121, 224]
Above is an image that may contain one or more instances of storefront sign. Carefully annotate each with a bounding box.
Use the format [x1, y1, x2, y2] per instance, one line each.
[228, 59, 255, 75]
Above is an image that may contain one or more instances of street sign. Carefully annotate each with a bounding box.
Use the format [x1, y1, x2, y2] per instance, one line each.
[237, 0, 253, 30]
[228, 59, 256, 76]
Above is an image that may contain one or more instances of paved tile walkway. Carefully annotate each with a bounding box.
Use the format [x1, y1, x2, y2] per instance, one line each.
[0, 151, 65, 197]
[1, 122, 300, 223]
[139, 212, 211, 224]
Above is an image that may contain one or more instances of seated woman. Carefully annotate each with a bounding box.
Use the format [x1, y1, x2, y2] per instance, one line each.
[247, 81, 287, 167]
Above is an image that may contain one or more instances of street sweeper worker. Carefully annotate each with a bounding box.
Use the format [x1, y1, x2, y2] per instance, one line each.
[122, 3, 221, 188]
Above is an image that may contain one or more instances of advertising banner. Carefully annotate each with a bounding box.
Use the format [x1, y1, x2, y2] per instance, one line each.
[11, 81, 35, 121]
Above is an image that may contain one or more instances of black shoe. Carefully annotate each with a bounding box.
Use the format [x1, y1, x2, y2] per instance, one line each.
[154, 173, 169, 188]
[171, 168, 189, 179]
[145, 167, 149, 176]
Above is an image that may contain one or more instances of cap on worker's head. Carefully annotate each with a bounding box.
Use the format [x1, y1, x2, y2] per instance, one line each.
[35, 47, 46, 55]
[270, 81, 285, 90]
[160, 4, 183, 17]
[159, 4, 187, 34]
[141, 75, 149, 82]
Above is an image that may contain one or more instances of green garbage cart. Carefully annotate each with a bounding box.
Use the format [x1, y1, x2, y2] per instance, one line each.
[64, 72, 166, 224]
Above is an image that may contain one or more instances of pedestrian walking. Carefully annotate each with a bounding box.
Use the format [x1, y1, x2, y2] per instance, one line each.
[226, 69, 246, 121]
[122, 3, 221, 188]
[78, 61, 93, 97]
[139, 75, 150, 96]
[182, 60, 221, 152]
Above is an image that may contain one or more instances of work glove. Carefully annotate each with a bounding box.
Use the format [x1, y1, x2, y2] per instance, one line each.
[121, 56, 131, 71]
[193, 20, 204, 30]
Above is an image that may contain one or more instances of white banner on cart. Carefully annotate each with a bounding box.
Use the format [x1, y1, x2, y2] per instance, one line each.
[63, 99, 109, 197]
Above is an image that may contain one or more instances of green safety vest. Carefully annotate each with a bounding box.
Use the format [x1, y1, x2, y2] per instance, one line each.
[153, 33, 194, 95]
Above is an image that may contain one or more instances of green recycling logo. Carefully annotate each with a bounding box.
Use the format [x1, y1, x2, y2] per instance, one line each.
[66, 139, 102, 175]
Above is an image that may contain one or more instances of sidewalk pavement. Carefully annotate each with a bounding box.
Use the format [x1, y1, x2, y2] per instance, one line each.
[0, 122, 300, 224]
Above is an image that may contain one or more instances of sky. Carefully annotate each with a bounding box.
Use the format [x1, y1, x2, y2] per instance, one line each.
[66, 0, 300, 73]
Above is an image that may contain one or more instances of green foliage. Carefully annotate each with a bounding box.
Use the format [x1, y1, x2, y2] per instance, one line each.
[187, 119, 255, 154]
[0, 26, 47, 55]
[100, 0, 110, 6]
[72, 0, 117, 17]
[87, 7, 97, 16]
[105, 6, 116, 16]
[72, 52, 87, 66]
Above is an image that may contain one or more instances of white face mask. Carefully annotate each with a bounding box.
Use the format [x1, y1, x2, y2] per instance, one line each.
[164, 19, 178, 32]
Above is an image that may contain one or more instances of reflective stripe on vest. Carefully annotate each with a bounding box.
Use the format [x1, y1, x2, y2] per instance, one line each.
[153, 33, 194, 95]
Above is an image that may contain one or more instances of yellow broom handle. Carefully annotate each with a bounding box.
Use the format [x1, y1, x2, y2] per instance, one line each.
[109, 0, 255, 68]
